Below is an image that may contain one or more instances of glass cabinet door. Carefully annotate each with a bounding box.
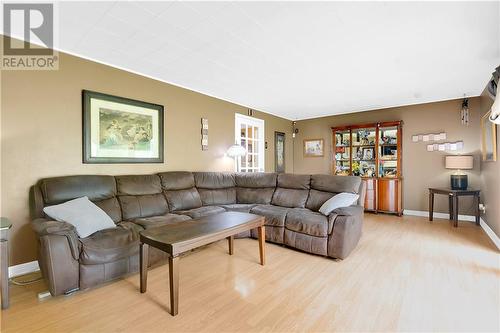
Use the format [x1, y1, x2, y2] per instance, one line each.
[378, 125, 399, 178]
[334, 129, 351, 175]
[351, 127, 376, 177]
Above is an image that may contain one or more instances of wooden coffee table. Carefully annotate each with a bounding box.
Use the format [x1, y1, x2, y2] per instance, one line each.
[139, 211, 266, 316]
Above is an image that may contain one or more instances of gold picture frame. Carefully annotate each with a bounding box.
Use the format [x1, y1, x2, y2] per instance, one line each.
[303, 139, 324, 157]
[481, 110, 497, 162]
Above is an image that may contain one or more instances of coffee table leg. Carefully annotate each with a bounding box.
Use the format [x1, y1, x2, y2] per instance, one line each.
[140, 243, 149, 293]
[257, 226, 266, 266]
[227, 236, 234, 255]
[169, 255, 179, 316]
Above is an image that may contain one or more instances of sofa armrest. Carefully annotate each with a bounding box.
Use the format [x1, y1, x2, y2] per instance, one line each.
[332, 204, 364, 217]
[32, 218, 80, 260]
[32, 218, 80, 296]
[327, 205, 364, 259]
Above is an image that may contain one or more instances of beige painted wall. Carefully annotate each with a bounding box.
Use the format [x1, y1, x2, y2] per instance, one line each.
[293, 99, 483, 217]
[478, 90, 500, 237]
[1, 50, 292, 265]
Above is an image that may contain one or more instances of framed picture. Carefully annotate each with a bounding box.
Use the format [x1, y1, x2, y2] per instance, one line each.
[275, 131, 286, 173]
[304, 138, 324, 157]
[362, 147, 374, 160]
[83, 90, 164, 163]
[481, 110, 497, 161]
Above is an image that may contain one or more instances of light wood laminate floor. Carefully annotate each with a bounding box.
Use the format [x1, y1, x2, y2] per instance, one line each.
[1, 214, 499, 332]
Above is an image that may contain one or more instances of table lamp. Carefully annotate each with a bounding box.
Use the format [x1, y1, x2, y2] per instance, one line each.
[445, 155, 473, 190]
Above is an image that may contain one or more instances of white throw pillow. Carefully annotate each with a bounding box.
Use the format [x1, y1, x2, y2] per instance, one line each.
[43, 196, 116, 238]
[319, 192, 359, 216]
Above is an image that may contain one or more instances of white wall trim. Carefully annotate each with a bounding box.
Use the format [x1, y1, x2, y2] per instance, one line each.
[403, 210, 500, 251]
[8, 260, 39, 278]
[403, 209, 476, 222]
[480, 218, 500, 251]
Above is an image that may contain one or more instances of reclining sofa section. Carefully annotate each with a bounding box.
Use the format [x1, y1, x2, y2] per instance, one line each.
[29, 172, 365, 296]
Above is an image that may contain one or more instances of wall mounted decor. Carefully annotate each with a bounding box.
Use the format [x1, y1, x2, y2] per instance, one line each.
[82, 90, 164, 163]
[274, 132, 286, 173]
[426, 141, 463, 152]
[412, 132, 446, 142]
[304, 138, 324, 157]
[201, 118, 208, 151]
[461, 98, 470, 126]
[481, 110, 497, 161]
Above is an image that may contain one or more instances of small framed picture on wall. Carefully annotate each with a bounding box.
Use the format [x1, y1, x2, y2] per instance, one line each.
[303, 139, 324, 157]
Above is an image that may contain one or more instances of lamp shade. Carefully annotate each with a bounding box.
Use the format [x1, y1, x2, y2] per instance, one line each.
[445, 155, 473, 169]
[227, 144, 246, 158]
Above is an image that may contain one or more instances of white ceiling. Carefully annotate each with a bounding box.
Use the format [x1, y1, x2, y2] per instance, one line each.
[8, 1, 500, 120]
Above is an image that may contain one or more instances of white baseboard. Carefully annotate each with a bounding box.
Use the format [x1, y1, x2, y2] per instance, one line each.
[480, 218, 500, 251]
[8, 260, 40, 278]
[403, 210, 500, 251]
[403, 209, 476, 222]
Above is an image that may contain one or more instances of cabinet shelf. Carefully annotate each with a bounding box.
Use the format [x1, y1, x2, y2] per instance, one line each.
[332, 121, 403, 215]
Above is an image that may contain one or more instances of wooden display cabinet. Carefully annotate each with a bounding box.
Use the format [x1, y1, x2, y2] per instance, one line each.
[332, 121, 403, 215]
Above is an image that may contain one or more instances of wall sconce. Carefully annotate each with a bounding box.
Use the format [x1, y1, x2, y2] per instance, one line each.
[461, 97, 469, 126]
[292, 121, 299, 138]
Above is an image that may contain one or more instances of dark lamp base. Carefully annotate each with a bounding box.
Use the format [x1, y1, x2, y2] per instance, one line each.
[450, 174, 468, 190]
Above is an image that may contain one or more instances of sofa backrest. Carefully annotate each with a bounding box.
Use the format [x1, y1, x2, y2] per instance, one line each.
[235, 173, 277, 204]
[158, 171, 202, 211]
[271, 174, 311, 208]
[32, 175, 122, 223]
[116, 175, 168, 220]
[193, 172, 236, 205]
[30, 172, 365, 223]
[306, 174, 362, 211]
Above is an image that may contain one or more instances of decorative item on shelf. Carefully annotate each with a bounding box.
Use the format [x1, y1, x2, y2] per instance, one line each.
[362, 147, 374, 160]
[445, 155, 473, 190]
[461, 97, 469, 126]
[201, 118, 208, 151]
[481, 110, 497, 161]
[426, 141, 464, 152]
[82, 90, 164, 163]
[303, 139, 324, 157]
[274, 132, 285, 173]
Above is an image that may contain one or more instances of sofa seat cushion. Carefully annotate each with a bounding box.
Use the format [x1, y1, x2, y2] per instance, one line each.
[133, 214, 191, 230]
[285, 208, 329, 237]
[250, 205, 290, 227]
[174, 206, 225, 219]
[79, 226, 139, 265]
[221, 203, 256, 213]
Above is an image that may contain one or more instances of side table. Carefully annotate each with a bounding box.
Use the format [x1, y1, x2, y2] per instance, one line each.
[428, 188, 480, 228]
[0, 217, 12, 309]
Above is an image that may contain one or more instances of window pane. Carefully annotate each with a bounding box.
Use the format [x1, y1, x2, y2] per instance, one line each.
[254, 126, 259, 140]
[248, 126, 253, 139]
[248, 141, 253, 154]
[240, 124, 246, 138]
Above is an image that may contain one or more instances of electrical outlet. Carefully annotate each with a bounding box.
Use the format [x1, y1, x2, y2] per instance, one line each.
[479, 204, 486, 213]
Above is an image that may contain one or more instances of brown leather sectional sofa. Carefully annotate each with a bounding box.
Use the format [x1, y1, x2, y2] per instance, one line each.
[30, 172, 365, 296]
